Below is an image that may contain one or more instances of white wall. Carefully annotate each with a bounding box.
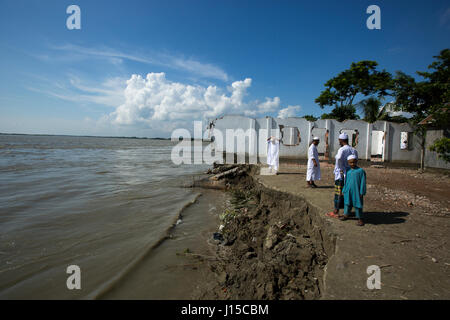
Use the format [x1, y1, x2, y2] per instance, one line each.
[209, 115, 423, 165]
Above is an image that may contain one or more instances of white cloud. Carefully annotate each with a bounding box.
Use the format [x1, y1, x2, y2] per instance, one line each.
[27, 71, 297, 136]
[277, 105, 301, 119]
[257, 97, 281, 113]
[108, 73, 286, 133]
[109, 73, 249, 125]
[49, 44, 229, 81]
[27, 75, 126, 107]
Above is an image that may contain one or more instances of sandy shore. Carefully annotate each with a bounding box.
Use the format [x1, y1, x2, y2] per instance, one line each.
[195, 163, 450, 300]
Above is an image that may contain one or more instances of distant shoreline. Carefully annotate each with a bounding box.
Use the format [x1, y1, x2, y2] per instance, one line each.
[0, 132, 171, 140]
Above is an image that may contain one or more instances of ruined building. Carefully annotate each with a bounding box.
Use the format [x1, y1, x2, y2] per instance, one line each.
[207, 115, 449, 170]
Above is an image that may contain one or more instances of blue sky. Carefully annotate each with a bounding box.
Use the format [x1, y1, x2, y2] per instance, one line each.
[0, 0, 449, 137]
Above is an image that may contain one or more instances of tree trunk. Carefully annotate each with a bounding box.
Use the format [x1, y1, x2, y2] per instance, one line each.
[420, 133, 426, 172]
[420, 145, 425, 172]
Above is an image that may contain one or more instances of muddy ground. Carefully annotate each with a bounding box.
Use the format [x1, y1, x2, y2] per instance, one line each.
[194, 166, 332, 299]
[194, 163, 450, 300]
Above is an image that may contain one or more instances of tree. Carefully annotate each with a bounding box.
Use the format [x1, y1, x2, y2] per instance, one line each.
[320, 105, 360, 121]
[423, 46, 450, 163]
[393, 49, 450, 168]
[429, 136, 450, 163]
[315, 60, 393, 121]
[303, 114, 318, 122]
[355, 98, 410, 123]
[356, 97, 386, 123]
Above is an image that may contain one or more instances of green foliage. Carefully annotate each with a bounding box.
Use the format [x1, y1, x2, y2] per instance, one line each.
[219, 208, 238, 222]
[429, 137, 450, 163]
[229, 188, 256, 209]
[220, 188, 256, 222]
[392, 48, 449, 167]
[315, 60, 393, 111]
[356, 97, 387, 123]
[320, 105, 360, 122]
[303, 114, 318, 122]
[393, 49, 449, 122]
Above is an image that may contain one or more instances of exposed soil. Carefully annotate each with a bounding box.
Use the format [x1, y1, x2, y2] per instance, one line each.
[194, 165, 335, 300]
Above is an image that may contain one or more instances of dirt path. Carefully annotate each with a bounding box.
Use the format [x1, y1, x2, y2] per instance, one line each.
[256, 164, 450, 299]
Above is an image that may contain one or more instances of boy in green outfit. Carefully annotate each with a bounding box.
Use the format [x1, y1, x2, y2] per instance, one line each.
[339, 154, 367, 226]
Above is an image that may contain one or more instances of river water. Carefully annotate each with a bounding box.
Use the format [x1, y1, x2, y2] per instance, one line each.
[0, 134, 225, 299]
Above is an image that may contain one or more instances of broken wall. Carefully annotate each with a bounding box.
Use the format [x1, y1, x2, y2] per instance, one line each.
[210, 115, 423, 165]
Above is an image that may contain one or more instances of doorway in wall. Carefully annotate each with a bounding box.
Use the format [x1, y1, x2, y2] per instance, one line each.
[311, 128, 327, 159]
[371, 130, 385, 162]
[341, 129, 355, 147]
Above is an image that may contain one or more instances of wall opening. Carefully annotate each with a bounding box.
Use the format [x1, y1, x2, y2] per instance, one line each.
[352, 129, 360, 148]
[341, 129, 355, 146]
[311, 128, 327, 158]
[400, 132, 412, 150]
[371, 130, 384, 162]
[280, 126, 301, 146]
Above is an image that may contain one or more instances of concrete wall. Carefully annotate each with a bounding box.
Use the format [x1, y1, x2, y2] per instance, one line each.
[424, 129, 450, 169]
[209, 115, 424, 165]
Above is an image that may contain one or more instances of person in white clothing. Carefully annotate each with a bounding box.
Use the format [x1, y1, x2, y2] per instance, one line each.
[328, 132, 358, 218]
[267, 136, 280, 174]
[333, 133, 358, 181]
[306, 137, 321, 188]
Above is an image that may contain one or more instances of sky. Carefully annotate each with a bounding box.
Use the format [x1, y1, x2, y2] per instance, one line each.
[0, 0, 449, 137]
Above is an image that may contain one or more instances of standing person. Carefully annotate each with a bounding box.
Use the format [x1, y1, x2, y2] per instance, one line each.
[267, 136, 280, 174]
[306, 137, 321, 188]
[340, 155, 367, 226]
[327, 132, 358, 218]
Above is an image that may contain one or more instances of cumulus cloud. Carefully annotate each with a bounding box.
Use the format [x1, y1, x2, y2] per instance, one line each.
[257, 97, 281, 113]
[29, 71, 296, 135]
[109, 73, 282, 128]
[277, 105, 301, 119]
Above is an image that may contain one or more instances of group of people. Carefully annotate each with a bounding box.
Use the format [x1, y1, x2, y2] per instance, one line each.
[267, 133, 367, 226]
[306, 132, 367, 226]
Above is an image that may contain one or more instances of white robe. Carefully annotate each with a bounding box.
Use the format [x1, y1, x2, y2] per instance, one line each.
[333, 145, 358, 180]
[307, 143, 321, 181]
[267, 140, 279, 171]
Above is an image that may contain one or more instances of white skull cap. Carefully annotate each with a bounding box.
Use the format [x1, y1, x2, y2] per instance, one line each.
[339, 133, 348, 140]
[347, 154, 357, 161]
[313, 136, 320, 140]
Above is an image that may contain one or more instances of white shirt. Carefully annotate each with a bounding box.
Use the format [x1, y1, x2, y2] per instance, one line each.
[333, 145, 358, 180]
[307, 143, 321, 181]
[267, 139, 280, 170]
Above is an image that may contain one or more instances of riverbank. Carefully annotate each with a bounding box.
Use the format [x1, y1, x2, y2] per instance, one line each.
[195, 163, 450, 300]
[99, 188, 227, 299]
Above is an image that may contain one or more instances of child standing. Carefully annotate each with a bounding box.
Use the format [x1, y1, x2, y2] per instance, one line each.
[339, 154, 367, 226]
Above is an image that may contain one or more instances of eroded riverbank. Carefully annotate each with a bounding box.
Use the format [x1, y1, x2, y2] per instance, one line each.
[195, 165, 336, 299]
